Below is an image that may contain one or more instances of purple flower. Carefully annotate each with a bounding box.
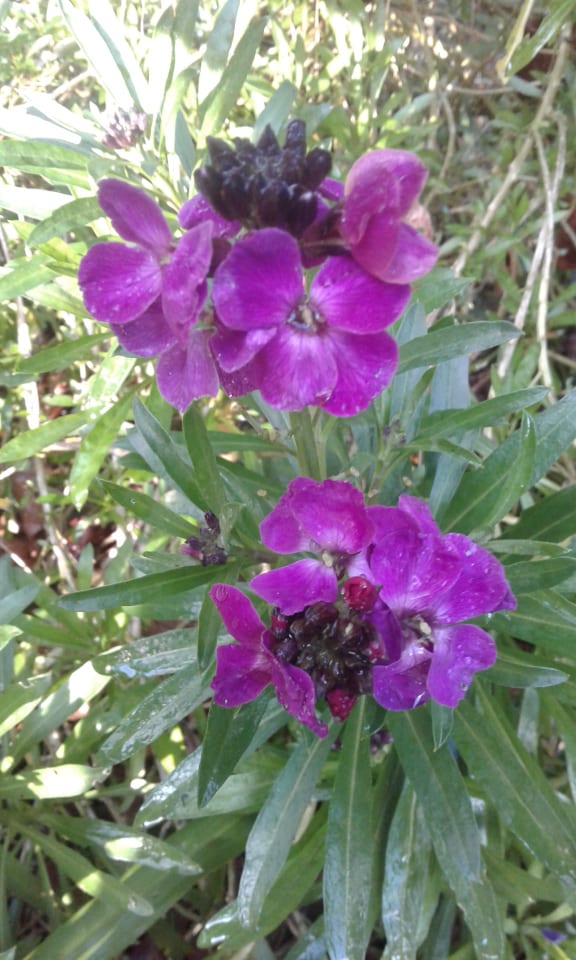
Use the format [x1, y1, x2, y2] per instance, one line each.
[356, 495, 516, 709]
[250, 478, 373, 614]
[78, 179, 219, 411]
[340, 149, 438, 283]
[211, 228, 409, 415]
[209, 583, 328, 737]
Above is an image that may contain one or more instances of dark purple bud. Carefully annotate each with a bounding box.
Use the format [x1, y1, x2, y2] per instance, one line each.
[326, 688, 356, 721]
[284, 119, 307, 156]
[302, 148, 332, 189]
[206, 137, 236, 171]
[257, 124, 281, 156]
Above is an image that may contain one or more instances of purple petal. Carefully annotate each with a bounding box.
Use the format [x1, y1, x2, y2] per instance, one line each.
[211, 325, 276, 372]
[156, 329, 220, 411]
[268, 658, 328, 737]
[372, 646, 432, 711]
[427, 625, 496, 707]
[111, 300, 175, 357]
[212, 229, 303, 331]
[161, 223, 212, 331]
[432, 535, 517, 624]
[397, 495, 442, 536]
[311, 256, 410, 333]
[259, 481, 317, 554]
[318, 178, 344, 202]
[209, 584, 265, 648]
[256, 326, 337, 410]
[79, 242, 162, 324]
[288, 478, 373, 554]
[320, 329, 398, 417]
[343, 149, 429, 242]
[376, 223, 438, 284]
[178, 194, 239, 238]
[367, 600, 404, 661]
[216, 357, 261, 397]
[250, 559, 337, 615]
[370, 527, 461, 618]
[98, 179, 172, 254]
[344, 213, 401, 281]
[212, 644, 272, 706]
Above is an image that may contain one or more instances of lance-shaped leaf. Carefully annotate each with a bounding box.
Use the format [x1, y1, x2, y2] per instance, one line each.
[198, 698, 270, 807]
[397, 320, 520, 374]
[59, 563, 224, 611]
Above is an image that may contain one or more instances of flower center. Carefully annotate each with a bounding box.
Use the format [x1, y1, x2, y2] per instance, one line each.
[287, 298, 322, 333]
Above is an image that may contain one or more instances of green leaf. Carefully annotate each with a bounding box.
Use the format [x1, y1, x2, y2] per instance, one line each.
[455, 689, 576, 901]
[93, 627, 197, 678]
[16, 334, 108, 375]
[382, 784, 439, 960]
[59, 563, 224, 611]
[253, 82, 298, 140]
[504, 556, 576, 593]
[0, 674, 52, 737]
[131, 398, 207, 512]
[416, 388, 548, 441]
[200, 17, 267, 136]
[236, 729, 337, 927]
[0, 582, 40, 624]
[388, 301, 428, 421]
[198, 0, 239, 102]
[27, 197, 102, 246]
[15, 822, 153, 916]
[57, 0, 134, 107]
[508, 0, 576, 74]
[0, 255, 56, 300]
[69, 389, 136, 509]
[530, 389, 576, 485]
[324, 699, 373, 960]
[397, 320, 520, 374]
[0, 764, 105, 800]
[197, 560, 243, 669]
[486, 651, 568, 689]
[41, 814, 201, 874]
[101, 481, 197, 540]
[491, 589, 576, 658]
[0, 139, 91, 188]
[430, 702, 454, 750]
[0, 184, 73, 219]
[387, 710, 504, 960]
[96, 665, 210, 764]
[182, 404, 227, 513]
[502, 486, 576, 543]
[439, 412, 535, 532]
[87, 0, 152, 112]
[0, 413, 90, 465]
[198, 698, 270, 807]
[412, 267, 471, 313]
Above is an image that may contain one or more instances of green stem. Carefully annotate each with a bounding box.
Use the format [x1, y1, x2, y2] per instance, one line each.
[289, 408, 323, 480]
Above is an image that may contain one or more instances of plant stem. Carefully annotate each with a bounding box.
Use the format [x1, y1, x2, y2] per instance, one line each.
[289, 408, 323, 480]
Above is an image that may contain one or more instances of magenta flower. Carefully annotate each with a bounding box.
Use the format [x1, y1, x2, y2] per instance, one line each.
[209, 583, 328, 737]
[78, 179, 219, 411]
[250, 477, 373, 614]
[355, 495, 517, 710]
[211, 228, 409, 415]
[340, 149, 438, 283]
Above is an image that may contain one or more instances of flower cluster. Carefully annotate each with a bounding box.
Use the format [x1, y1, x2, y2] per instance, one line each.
[78, 121, 437, 414]
[210, 479, 516, 736]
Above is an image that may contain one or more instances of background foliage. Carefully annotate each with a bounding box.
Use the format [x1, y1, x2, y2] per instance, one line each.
[1, 0, 576, 958]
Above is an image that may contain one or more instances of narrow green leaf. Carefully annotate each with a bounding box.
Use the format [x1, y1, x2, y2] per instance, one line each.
[93, 628, 197, 679]
[0, 185, 73, 219]
[237, 729, 337, 927]
[197, 560, 242, 668]
[455, 690, 576, 900]
[324, 699, 373, 960]
[412, 267, 470, 312]
[397, 321, 520, 374]
[101, 481, 197, 540]
[198, 0, 239, 102]
[509, 0, 576, 74]
[182, 404, 227, 513]
[198, 699, 269, 807]
[530, 389, 576, 485]
[504, 556, 576, 593]
[253, 82, 298, 140]
[58, 0, 134, 107]
[382, 784, 439, 960]
[27, 197, 102, 246]
[0, 765, 105, 800]
[87, 0, 152, 111]
[486, 652, 567, 689]
[491, 589, 576, 658]
[0, 582, 39, 624]
[416, 388, 548, 441]
[388, 301, 428, 421]
[439, 413, 535, 532]
[16, 823, 153, 916]
[502, 485, 576, 543]
[0, 256, 56, 300]
[69, 390, 136, 508]
[97, 665, 210, 764]
[0, 413, 89, 465]
[387, 710, 481, 883]
[431, 702, 454, 750]
[131, 398, 208, 511]
[59, 563, 224, 611]
[16, 334, 108, 375]
[0, 674, 52, 737]
[200, 17, 267, 136]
